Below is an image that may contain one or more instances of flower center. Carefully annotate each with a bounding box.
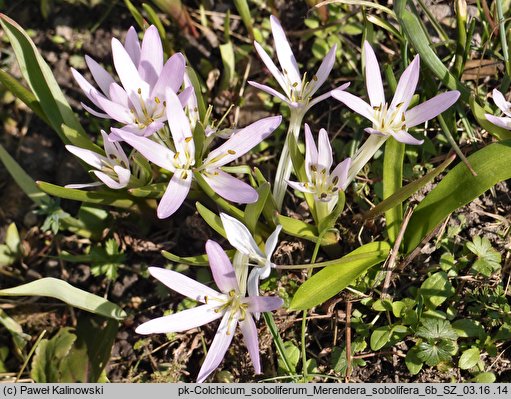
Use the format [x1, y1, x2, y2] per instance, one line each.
[283, 70, 317, 105]
[205, 290, 249, 335]
[130, 88, 167, 129]
[171, 136, 195, 171]
[306, 164, 339, 202]
[372, 102, 406, 135]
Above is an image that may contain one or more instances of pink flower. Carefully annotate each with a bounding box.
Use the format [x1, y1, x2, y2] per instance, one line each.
[485, 88, 511, 130]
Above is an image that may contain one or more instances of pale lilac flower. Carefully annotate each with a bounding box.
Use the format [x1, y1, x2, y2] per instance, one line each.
[65, 130, 131, 189]
[71, 25, 186, 136]
[287, 124, 351, 210]
[332, 41, 460, 145]
[249, 15, 348, 114]
[136, 240, 283, 383]
[220, 213, 281, 304]
[114, 89, 282, 219]
[485, 88, 511, 130]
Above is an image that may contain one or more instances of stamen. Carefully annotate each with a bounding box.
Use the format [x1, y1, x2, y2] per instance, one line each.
[185, 137, 193, 143]
[332, 176, 339, 185]
[312, 75, 318, 81]
[181, 170, 188, 179]
[155, 97, 160, 104]
[174, 152, 180, 160]
[137, 88, 142, 95]
[227, 150, 236, 155]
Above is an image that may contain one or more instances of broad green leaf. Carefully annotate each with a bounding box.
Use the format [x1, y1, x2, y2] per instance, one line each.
[162, 249, 236, 266]
[466, 236, 502, 277]
[394, 3, 470, 101]
[470, 96, 511, 141]
[0, 278, 126, 320]
[129, 183, 166, 198]
[365, 152, 455, 220]
[458, 347, 480, 370]
[419, 272, 454, 309]
[277, 215, 337, 246]
[0, 144, 51, 206]
[471, 372, 496, 383]
[0, 309, 30, 351]
[416, 319, 458, 341]
[370, 326, 392, 351]
[0, 14, 87, 143]
[405, 346, 423, 375]
[244, 183, 270, 234]
[289, 241, 391, 310]
[277, 341, 299, 373]
[383, 138, 405, 244]
[37, 181, 136, 209]
[404, 141, 511, 253]
[452, 319, 485, 339]
[417, 340, 455, 366]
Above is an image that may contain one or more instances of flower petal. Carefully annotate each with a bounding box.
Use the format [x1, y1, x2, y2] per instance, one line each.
[244, 296, 284, 313]
[108, 82, 129, 108]
[492, 88, 511, 116]
[138, 25, 163, 87]
[253, 42, 288, 95]
[101, 130, 129, 167]
[364, 127, 387, 136]
[239, 316, 261, 374]
[135, 304, 222, 334]
[309, 44, 336, 97]
[405, 91, 460, 128]
[124, 26, 141, 67]
[392, 130, 424, 145]
[331, 90, 374, 121]
[287, 179, 314, 194]
[220, 213, 264, 259]
[202, 169, 258, 203]
[157, 169, 192, 219]
[93, 170, 126, 189]
[363, 41, 385, 107]
[317, 128, 333, 171]
[65, 145, 105, 170]
[85, 55, 115, 97]
[390, 55, 420, 110]
[330, 158, 351, 191]
[247, 268, 261, 299]
[304, 124, 318, 181]
[112, 128, 175, 171]
[152, 52, 186, 98]
[113, 165, 131, 186]
[205, 239, 239, 293]
[165, 88, 194, 159]
[90, 91, 132, 123]
[204, 115, 282, 167]
[65, 181, 103, 189]
[270, 16, 301, 90]
[111, 37, 149, 97]
[485, 114, 511, 130]
[264, 225, 282, 259]
[81, 102, 109, 119]
[196, 311, 237, 383]
[248, 80, 291, 105]
[147, 266, 221, 302]
[71, 68, 105, 108]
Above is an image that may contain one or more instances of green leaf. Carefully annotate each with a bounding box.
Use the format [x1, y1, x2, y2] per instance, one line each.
[196, 202, 226, 237]
[0, 14, 87, 143]
[233, 0, 254, 39]
[4, 223, 21, 255]
[219, 42, 235, 91]
[470, 95, 511, 141]
[277, 215, 338, 246]
[417, 340, 455, 366]
[452, 319, 485, 339]
[277, 341, 299, 373]
[466, 236, 502, 277]
[129, 182, 166, 198]
[370, 326, 392, 351]
[0, 309, 30, 351]
[416, 319, 458, 341]
[37, 181, 136, 209]
[419, 272, 455, 309]
[404, 141, 511, 253]
[244, 183, 270, 234]
[458, 347, 480, 370]
[289, 241, 391, 310]
[0, 278, 126, 320]
[162, 249, 236, 266]
[123, 0, 145, 30]
[365, 152, 455, 220]
[383, 138, 405, 244]
[471, 372, 496, 383]
[405, 346, 423, 375]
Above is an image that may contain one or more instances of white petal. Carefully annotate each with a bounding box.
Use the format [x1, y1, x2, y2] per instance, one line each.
[138, 25, 163, 87]
[65, 145, 105, 170]
[111, 37, 150, 97]
[308, 44, 336, 97]
[492, 88, 511, 116]
[304, 124, 318, 182]
[248, 80, 292, 105]
[71, 68, 104, 109]
[363, 41, 385, 107]
[165, 88, 194, 159]
[239, 316, 261, 374]
[485, 114, 511, 130]
[124, 26, 141, 67]
[135, 304, 222, 334]
[65, 182, 103, 189]
[90, 91, 132, 123]
[205, 239, 239, 293]
[331, 90, 374, 121]
[81, 102, 109, 118]
[147, 266, 221, 302]
[202, 169, 258, 204]
[390, 55, 420, 110]
[405, 91, 460, 128]
[392, 130, 424, 145]
[85, 55, 115, 96]
[220, 213, 265, 259]
[93, 170, 126, 189]
[152, 52, 186, 98]
[270, 16, 301, 90]
[264, 225, 282, 258]
[253, 41, 288, 95]
[317, 128, 333, 171]
[330, 157, 351, 191]
[157, 169, 192, 219]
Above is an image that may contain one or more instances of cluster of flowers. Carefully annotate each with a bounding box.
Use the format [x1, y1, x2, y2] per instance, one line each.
[66, 15, 508, 381]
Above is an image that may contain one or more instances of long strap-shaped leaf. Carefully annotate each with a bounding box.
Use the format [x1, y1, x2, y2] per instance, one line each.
[404, 140, 511, 253]
[0, 14, 92, 149]
[0, 278, 126, 320]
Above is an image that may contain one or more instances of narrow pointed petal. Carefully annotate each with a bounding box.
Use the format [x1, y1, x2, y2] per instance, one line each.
[148, 266, 221, 302]
[81, 102, 109, 118]
[112, 128, 175, 171]
[363, 42, 385, 107]
[317, 128, 333, 170]
[152, 52, 186, 98]
[101, 130, 129, 166]
[239, 316, 261, 374]
[90, 92, 132, 123]
[244, 296, 284, 313]
[202, 169, 258, 203]
[287, 179, 314, 194]
[124, 26, 141, 66]
[206, 239, 239, 293]
[248, 80, 292, 105]
[93, 170, 126, 189]
[111, 37, 149, 97]
[135, 304, 222, 334]
[492, 88, 511, 116]
[270, 16, 301, 90]
[196, 312, 237, 383]
[108, 82, 129, 108]
[309, 44, 336, 97]
[204, 116, 282, 167]
[247, 268, 261, 299]
[85, 55, 115, 96]
[71, 68, 105, 108]
[364, 127, 387, 136]
[113, 165, 131, 186]
[157, 169, 192, 218]
[220, 213, 265, 259]
[65, 181, 103, 189]
[139, 25, 163, 87]
[405, 91, 460, 128]
[392, 130, 424, 145]
[485, 114, 511, 129]
[304, 124, 318, 182]
[330, 157, 352, 190]
[390, 55, 420, 110]
[331, 90, 374, 121]
[264, 225, 282, 258]
[165, 88, 194, 157]
[253, 42, 288, 95]
[65, 145, 105, 170]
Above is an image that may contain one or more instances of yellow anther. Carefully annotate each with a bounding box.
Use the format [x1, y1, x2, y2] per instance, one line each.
[137, 88, 142, 95]
[181, 170, 188, 179]
[227, 150, 236, 155]
[185, 137, 193, 143]
[155, 97, 160, 104]
[174, 152, 180, 160]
